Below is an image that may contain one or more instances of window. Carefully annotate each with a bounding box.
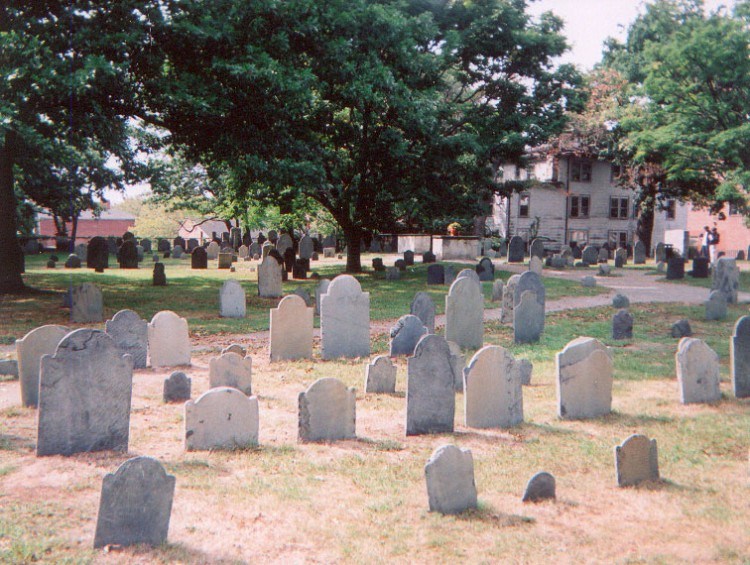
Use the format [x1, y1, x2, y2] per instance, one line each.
[609, 230, 629, 249]
[571, 160, 592, 182]
[569, 195, 590, 218]
[526, 166, 536, 180]
[610, 196, 629, 219]
[515, 165, 522, 180]
[568, 230, 588, 246]
[610, 164, 623, 182]
[666, 200, 676, 220]
[518, 193, 530, 218]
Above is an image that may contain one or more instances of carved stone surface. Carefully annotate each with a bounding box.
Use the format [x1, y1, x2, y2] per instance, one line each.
[320, 275, 370, 359]
[463, 345, 523, 428]
[615, 434, 659, 487]
[556, 337, 613, 420]
[16, 324, 69, 408]
[270, 295, 313, 361]
[209, 352, 253, 395]
[424, 445, 477, 514]
[185, 387, 259, 450]
[148, 311, 191, 368]
[298, 378, 356, 442]
[364, 356, 397, 393]
[676, 337, 720, 404]
[105, 310, 148, 369]
[406, 335, 454, 435]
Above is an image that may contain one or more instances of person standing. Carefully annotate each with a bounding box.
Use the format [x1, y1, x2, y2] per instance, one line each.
[701, 226, 711, 257]
[709, 226, 720, 263]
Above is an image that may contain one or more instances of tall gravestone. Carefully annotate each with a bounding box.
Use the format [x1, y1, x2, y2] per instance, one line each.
[676, 337, 720, 404]
[298, 235, 314, 260]
[410, 291, 436, 333]
[270, 295, 313, 361]
[711, 257, 740, 303]
[633, 241, 646, 264]
[258, 255, 283, 298]
[424, 445, 477, 515]
[298, 378, 356, 442]
[37, 329, 133, 456]
[731, 316, 750, 398]
[191, 246, 208, 269]
[463, 345, 523, 428]
[87, 236, 109, 269]
[320, 275, 370, 359]
[514, 289, 545, 344]
[16, 325, 69, 407]
[582, 245, 598, 266]
[93, 456, 175, 549]
[501, 274, 521, 323]
[406, 334, 454, 435]
[105, 309, 148, 369]
[152, 262, 167, 286]
[70, 282, 103, 323]
[529, 238, 545, 260]
[185, 387, 259, 450]
[219, 280, 246, 318]
[148, 311, 190, 367]
[209, 352, 253, 395]
[389, 315, 428, 357]
[119, 240, 139, 269]
[556, 337, 613, 419]
[445, 276, 483, 350]
[507, 236, 525, 263]
[614, 434, 659, 487]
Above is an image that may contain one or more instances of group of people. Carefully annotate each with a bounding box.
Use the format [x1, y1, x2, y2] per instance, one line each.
[701, 224, 721, 263]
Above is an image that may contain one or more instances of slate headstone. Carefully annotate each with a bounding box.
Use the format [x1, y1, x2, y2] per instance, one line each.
[514, 290, 545, 344]
[463, 345, 523, 428]
[389, 315, 428, 357]
[298, 235, 314, 260]
[70, 282, 103, 323]
[731, 316, 750, 398]
[522, 471, 556, 502]
[404, 250, 415, 266]
[410, 291, 436, 333]
[615, 434, 659, 487]
[209, 352, 253, 395]
[443, 265, 456, 286]
[671, 319, 693, 338]
[476, 257, 494, 281]
[185, 387, 259, 450]
[270, 295, 313, 361]
[87, 236, 109, 270]
[372, 257, 385, 272]
[152, 262, 167, 286]
[427, 264, 444, 285]
[633, 241, 646, 264]
[298, 378, 356, 442]
[191, 247, 207, 269]
[666, 257, 684, 280]
[206, 241, 220, 260]
[491, 279, 504, 302]
[612, 309, 634, 340]
[508, 236, 525, 263]
[364, 356, 397, 393]
[612, 294, 630, 309]
[105, 310, 148, 369]
[276, 233, 293, 256]
[16, 324, 69, 408]
[445, 276, 483, 350]
[422, 251, 436, 263]
[692, 257, 710, 278]
[163, 371, 191, 402]
[64, 254, 81, 268]
[582, 245, 598, 266]
[119, 240, 139, 269]
[615, 247, 627, 268]
[529, 238, 545, 260]
[705, 290, 727, 321]
[406, 334, 454, 435]
[424, 445, 477, 515]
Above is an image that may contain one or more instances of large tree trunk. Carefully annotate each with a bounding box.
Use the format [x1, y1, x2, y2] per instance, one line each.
[0, 132, 26, 294]
[343, 226, 363, 273]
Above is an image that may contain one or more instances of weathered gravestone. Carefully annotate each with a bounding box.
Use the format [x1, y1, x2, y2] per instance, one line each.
[443, 264, 456, 286]
[463, 345, 523, 428]
[476, 257, 494, 281]
[501, 274, 521, 323]
[219, 280, 246, 318]
[93, 456, 175, 549]
[298, 378, 356, 442]
[119, 240, 139, 269]
[323, 247, 335, 258]
[171, 245, 183, 259]
[206, 241, 220, 260]
[283, 247, 296, 273]
[491, 279, 503, 302]
[298, 235, 314, 260]
[152, 262, 167, 286]
[517, 358, 533, 385]
[222, 343, 245, 357]
[422, 251, 436, 263]
[529, 238, 545, 260]
[209, 352, 253, 395]
[71, 282, 103, 323]
[65, 253, 81, 268]
[364, 356, 396, 393]
[522, 471, 556, 502]
[141, 238, 152, 253]
[731, 316, 750, 398]
[705, 290, 727, 321]
[404, 250, 415, 266]
[372, 257, 385, 272]
[16, 324, 68, 407]
[276, 233, 293, 256]
[529, 255, 543, 275]
[582, 245, 598, 266]
[612, 309, 634, 340]
[105, 309, 148, 369]
[447, 340, 466, 392]
[185, 387, 259, 450]
[385, 266, 400, 281]
[599, 263, 612, 276]
[424, 445, 477, 515]
[508, 235, 525, 263]
[148, 311, 190, 367]
[514, 271, 545, 309]
[426, 264, 444, 285]
[633, 241, 646, 265]
[514, 290, 545, 344]
[389, 315, 428, 357]
[74, 243, 87, 260]
[612, 294, 630, 309]
[556, 337, 613, 419]
[238, 244, 249, 259]
[258, 255, 283, 298]
[406, 334, 454, 435]
[217, 252, 233, 269]
[666, 257, 685, 280]
[711, 257, 740, 303]
[136, 244, 145, 262]
[248, 242, 261, 258]
[191, 246, 208, 269]
[615, 434, 659, 487]
[320, 275, 370, 359]
[163, 371, 191, 402]
[581, 275, 597, 288]
[598, 247, 610, 263]
[676, 337, 720, 404]
[410, 291, 435, 333]
[87, 236, 109, 269]
[615, 248, 627, 268]
[270, 295, 313, 361]
[394, 258, 406, 271]
[445, 276, 483, 350]
[655, 242, 666, 263]
[315, 278, 331, 315]
[37, 329, 132, 456]
[671, 319, 693, 338]
[692, 256, 710, 278]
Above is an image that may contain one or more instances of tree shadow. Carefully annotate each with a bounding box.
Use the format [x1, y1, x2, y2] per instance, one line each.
[455, 505, 535, 527]
[124, 542, 247, 564]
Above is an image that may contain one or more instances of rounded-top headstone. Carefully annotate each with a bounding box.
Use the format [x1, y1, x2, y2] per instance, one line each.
[522, 471, 556, 502]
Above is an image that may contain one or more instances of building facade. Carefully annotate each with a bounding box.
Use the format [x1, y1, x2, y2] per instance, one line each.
[37, 208, 135, 240]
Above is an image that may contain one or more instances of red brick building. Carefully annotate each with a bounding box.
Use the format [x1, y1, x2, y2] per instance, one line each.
[37, 209, 136, 240]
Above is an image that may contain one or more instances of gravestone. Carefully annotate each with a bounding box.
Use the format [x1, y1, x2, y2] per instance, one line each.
[258, 255, 283, 298]
[141, 238, 152, 253]
[599, 263, 612, 276]
[298, 378, 356, 442]
[422, 251, 436, 263]
[443, 265, 456, 286]
[705, 290, 727, 321]
[369, 238, 382, 253]
[372, 257, 384, 272]
[320, 275, 370, 359]
[529, 238, 545, 260]
[136, 245, 145, 261]
[185, 387, 259, 450]
[427, 264, 444, 285]
[230, 227, 241, 249]
[222, 344, 245, 357]
[292, 287, 313, 308]
[598, 247, 609, 263]
[463, 345, 523, 428]
[410, 291, 435, 333]
[676, 337, 720, 404]
[87, 236, 109, 269]
[283, 247, 296, 273]
[270, 295, 313, 361]
[261, 242, 273, 259]
[571, 245, 582, 259]
[191, 247, 207, 269]
[46, 259, 56, 269]
[633, 241, 646, 264]
[522, 471, 556, 502]
[582, 245, 598, 266]
[556, 337, 613, 419]
[16, 324, 69, 408]
[501, 274, 521, 323]
[424, 445, 477, 515]
[152, 253, 159, 262]
[615, 248, 627, 268]
[171, 245, 183, 259]
[209, 352, 253, 395]
[64, 254, 81, 268]
[238, 245, 249, 259]
[323, 247, 335, 258]
[581, 275, 596, 288]
[666, 257, 684, 280]
[711, 257, 740, 303]
[148, 311, 190, 367]
[219, 280, 246, 318]
[612, 309, 634, 340]
[248, 242, 261, 258]
[655, 242, 666, 262]
[671, 319, 693, 338]
[445, 277, 483, 350]
[612, 294, 630, 309]
[105, 310, 148, 369]
[364, 356, 396, 393]
[217, 252, 233, 269]
[529, 256, 543, 275]
[615, 434, 659, 487]
[276, 233, 293, 256]
[406, 334, 454, 435]
[404, 250, 415, 266]
[163, 371, 191, 402]
[93, 456, 175, 549]
[298, 235, 314, 260]
[507, 236, 525, 262]
[389, 315, 428, 357]
[206, 241, 220, 260]
[692, 257, 710, 278]
[491, 279, 503, 302]
[315, 278, 331, 315]
[385, 266, 400, 281]
[447, 340, 466, 391]
[731, 316, 750, 398]
[518, 358, 533, 385]
[119, 240, 139, 269]
[476, 257, 494, 281]
[37, 329, 132, 456]
[514, 290, 545, 344]
[394, 259, 406, 271]
[152, 262, 167, 286]
[515, 270, 545, 308]
[70, 282, 103, 323]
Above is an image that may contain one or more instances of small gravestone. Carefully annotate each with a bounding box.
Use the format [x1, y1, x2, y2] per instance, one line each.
[0, 360, 17, 377]
[671, 319, 693, 338]
[163, 371, 191, 402]
[507, 235, 525, 263]
[501, 274, 520, 323]
[612, 309, 634, 340]
[217, 252, 233, 269]
[476, 257, 494, 281]
[615, 434, 659, 487]
[172, 245, 183, 259]
[422, 251, 436, 263]
[582, 245, 598, 266]
[270, 295, 313, 361]
[463, 345, 522, 428]
[491, 280, 503, 302]
[599, 263, 612, 276]
[529, 238, 545, 260]
[518, 358, 533, 385]
[151, 262, 166, 286]
[372, 257, 384, 271]
[427, 264, 444, 285]
[119, 240, 139, 269]
[692, 257, 710, 278]
[666, 257, 684, 280]
[615, 248, 627, 268]
[394, 258, 406, 271]
[633, 241, 646, 265]
[209, 352, 253, 395]
[385, 266, 400, 280]
[206, 241, 220, 260]
[443, 265, 456, 286]
[522, 471, 556, 502]
[406, 334, 454, 435]
[152, 253, 159, 262]
[404, 250, 415, 266]
[676, 337, 720, 404]
[410, 291, 435, 333]
[276, 233, 293, 256]
[258, 255, 283, 298]
[93, 456, 175, 549]
[185, 387, 259, 450]
[323, 247, 335, 258]
[731, 316, 750, 398]
[222, 344, 245, 357]
[105, 310, 148, 369]
[16, 324, 69, 408]
[148, 311, 190, 367]
[705, 290, 727, 321]
[46, 259, 56, 268]
[424, 445, 477, 514]
[315, 278, 331, 315]
[365, 356, 396, 393]
[389, 315, 428, 357]
[711, 257, 740, 303]
[70, 282, 103, 323]
[191, 247, 208, 269]
[581, 275, 596, 288]
[528, 256, 543, 274]
[656, 261, 666, 273]
[220, 280, 246, 318]
[320, 275, 370, 359]
[37, 329, 132, 456]
[556, 337, 613, 419]
[136, 245, 145, 262]
[238, 244, 249, 259]
[445, 277, 483, 350]
[283, 247, 296, 273]
[293, 287, 313, 308]
[612, 294, 630, 309]
[598, 247, 610, 263]
[64, 254, 81, 268]
[298, 378, 356, 442]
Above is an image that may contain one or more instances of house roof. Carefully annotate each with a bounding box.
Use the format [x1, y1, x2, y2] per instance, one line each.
[38, 208, 136, 221]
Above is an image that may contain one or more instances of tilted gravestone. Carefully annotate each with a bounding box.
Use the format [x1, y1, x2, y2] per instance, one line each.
[70, 282, 103, 323]
[581, 245, 598, 266]
[711, 257, 740, 303]
[119, 240, 139, 269]
[152, 262, 167, 286]
[556, 337, 613, 419]
[705, 290, 727, 321]
[676, 337, 720, 404]
[406, 334, 454, 435]
[209, 352, 253, 395]
[612, 309, 634, 340]
[258, 255, 283, 298]
[16, 324, 69, 407]
[463, 345, 523, 428]
[529, 238, 545, 260]
[37, 329, 133, 456]
[191, 247, 208, 269]
[365, 356, 396, 393]
[501, 274, 521, 323]
[731, 316, 750, 398]
[426, 264, 444, 285]
[185, 387, 259, 450]
[445, 276, 483, 350]
[320, 275, 370, 359]
[270, 295, 313, 361]
[514, 290, 544, 344]
[522, 471, 556, 502]
[93, 456, 176, 549]
[507, 235, 525, 263]
[633, 241, 646, 265]
[410, 291, 435, 333]
[206, 241, 220, 260]
[298, 378, 356, 442]
[148, 311, 190, 367]
[105, 309, 148, 369]
[163, 371, 191, 402]
[424, 445, 477, 515]
[219, 280, 246, 318]
[615, 434, 659, 487]
[389, 315, 428, 357]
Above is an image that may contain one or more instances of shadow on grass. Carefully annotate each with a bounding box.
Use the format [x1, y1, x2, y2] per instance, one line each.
[0, 433, 34, 453]
[620, 478, 692, 493]
[129, 541, 245, 564]
[597, 411, 674, 426]
[455, 504, 536, 527]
